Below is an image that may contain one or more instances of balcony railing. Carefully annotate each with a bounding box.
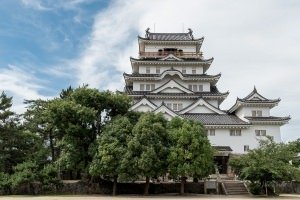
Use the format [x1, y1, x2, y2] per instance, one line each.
[139, 51, 203, 59]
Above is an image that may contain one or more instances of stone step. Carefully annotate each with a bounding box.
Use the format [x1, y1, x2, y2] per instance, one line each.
[223, 181, 249, 195]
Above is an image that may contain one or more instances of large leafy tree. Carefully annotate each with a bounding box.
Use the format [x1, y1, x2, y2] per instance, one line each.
[230, 137, 300, 195]
[125, 113, 169, 195]
[167, 117, 214, 194]
[0, 92, 41, 175]
[89, 116, 133, 195]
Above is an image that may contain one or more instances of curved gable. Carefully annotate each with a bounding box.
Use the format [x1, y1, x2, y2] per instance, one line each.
[151, 80, 193, 94]
[179, 98, 225, 114]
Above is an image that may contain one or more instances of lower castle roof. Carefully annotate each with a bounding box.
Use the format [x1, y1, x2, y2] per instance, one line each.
[182, 113, 249, 125]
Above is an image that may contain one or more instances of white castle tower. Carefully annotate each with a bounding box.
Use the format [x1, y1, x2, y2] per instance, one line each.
[124, 29, 290, 174]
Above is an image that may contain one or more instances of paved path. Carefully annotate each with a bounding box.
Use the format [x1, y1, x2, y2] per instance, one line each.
[0, 194, 300, 200]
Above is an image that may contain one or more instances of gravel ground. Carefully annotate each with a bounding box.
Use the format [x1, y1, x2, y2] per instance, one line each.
[0, 194, 300, 200]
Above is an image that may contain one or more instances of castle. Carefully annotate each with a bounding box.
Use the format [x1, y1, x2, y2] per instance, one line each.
[123, 29, 290, 174]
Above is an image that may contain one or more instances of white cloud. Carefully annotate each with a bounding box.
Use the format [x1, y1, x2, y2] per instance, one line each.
[21, 0, 50, 11]
[0, 65, 52, 113]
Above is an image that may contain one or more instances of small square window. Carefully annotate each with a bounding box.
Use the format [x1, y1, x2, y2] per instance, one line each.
[151, 84, 155, 90]
[173, 104, 178, 111]
[146, 67, 150, 74]
[209, 129, 215, 136]
[182, 69, 186, 74]
[192, 67, 196, 74]
[188, 85, 192, 90]
[140, 84, 144, 91]
[244, 145, 250, 152]
[198, 85, 203, 92]
[252, 111, 256, 117]
[146, 84, 150, 90]
[156, 67, 160, 74]
[255, 130, 260, 136]
[193, 85, 197, 92]
[261, 130, 266, 136]
[257, 110, 262, 117]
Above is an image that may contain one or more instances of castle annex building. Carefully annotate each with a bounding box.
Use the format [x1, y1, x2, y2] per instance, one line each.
[123, 29, 290, 173]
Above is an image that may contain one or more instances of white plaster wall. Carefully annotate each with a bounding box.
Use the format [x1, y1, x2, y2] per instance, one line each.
[138, 65, 204, 74]
[206, 100, 219, 108]
[187, 105, 215, 114]
[207, 125, 281, 154]
[133, 105, 154, 112]
[144, 44, 196, 52]
[160, 88, 184, 93]
[236, 107, 270, 118]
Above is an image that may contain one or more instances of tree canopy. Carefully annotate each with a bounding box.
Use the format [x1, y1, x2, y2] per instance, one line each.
[230, 137, 300, 195]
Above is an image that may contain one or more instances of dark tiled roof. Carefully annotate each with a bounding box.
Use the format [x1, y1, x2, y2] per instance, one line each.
[148, 33, 193, 41]
[125, 86, 228, 97]
[238, 98, 280, 104]
[182, 114, 249, 125]
[123, 71, 220, 79]
[245, 116, 291, 121]
[214, 146, 233, 152]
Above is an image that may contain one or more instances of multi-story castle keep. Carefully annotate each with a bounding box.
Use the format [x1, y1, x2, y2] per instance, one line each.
[123, 29, 290, 174]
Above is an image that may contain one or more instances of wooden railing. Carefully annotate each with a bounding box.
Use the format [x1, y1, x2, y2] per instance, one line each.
[139, 51, 203, 58]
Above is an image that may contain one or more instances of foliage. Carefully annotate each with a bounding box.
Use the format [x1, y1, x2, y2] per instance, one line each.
[0, 172, 11, 191]
[125, 112, 169, 194]
[167, 117, 214, 194]
[39, 163, 62, 187]
[168, 117, 214, 178]
[10, 161, 38, 189]
[89, 116, 133, 195]
[230, 137, 300, 195]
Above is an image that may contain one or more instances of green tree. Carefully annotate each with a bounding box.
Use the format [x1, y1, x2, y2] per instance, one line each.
[167, 117, 214, 194]
[125, 113, 169, 195]
[0, 92, 41, 175]
[230, 137, 300, 195]
[10, 161, 38, 194]
[89, 116, 133, 195]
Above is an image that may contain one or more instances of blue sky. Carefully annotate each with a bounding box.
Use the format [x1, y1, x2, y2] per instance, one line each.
[0, 0, 299, 142]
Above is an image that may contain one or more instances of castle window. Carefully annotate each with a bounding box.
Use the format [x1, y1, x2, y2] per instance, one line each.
[208, 129, 215, 136]
[156, 67, 160, 74]
[146, 66, 150, 74]
[146, 84, 150, 91]
[192, 67, 196, 74]
[166, 103, 172, 108]
[252, 110, 262, 117]
[198, 85, 203, 92]
[151, 84, 155, 90]
[188, 85, 192, 90]
[230, 129, 242, 136]
[182, 68, 186, 74]
[193, 85, 197, 91]
[255, 130, 266, 136]
[140, 84, 144, 91]
[244, 145, 250, 152]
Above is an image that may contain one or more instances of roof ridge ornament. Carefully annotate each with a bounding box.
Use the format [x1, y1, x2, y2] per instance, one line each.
[188, 28, 194, 40]
[253, 85, 257, 93]
[145, 27, 150, 38]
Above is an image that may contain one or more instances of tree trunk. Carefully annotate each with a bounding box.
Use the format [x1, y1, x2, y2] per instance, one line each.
[113, 175, 118, 196]
[49, 129, 55, 161]
[180, 176, 185, 195]
[144, 176, 150, 195]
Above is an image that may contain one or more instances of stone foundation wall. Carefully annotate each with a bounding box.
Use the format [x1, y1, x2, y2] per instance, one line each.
[1, 181, 205, 195]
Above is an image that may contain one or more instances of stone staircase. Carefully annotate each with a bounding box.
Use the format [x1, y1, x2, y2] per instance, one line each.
[222, 180, 249, 195]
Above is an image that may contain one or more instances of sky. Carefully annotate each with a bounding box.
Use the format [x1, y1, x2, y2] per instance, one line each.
[0, 0, 299, 142]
